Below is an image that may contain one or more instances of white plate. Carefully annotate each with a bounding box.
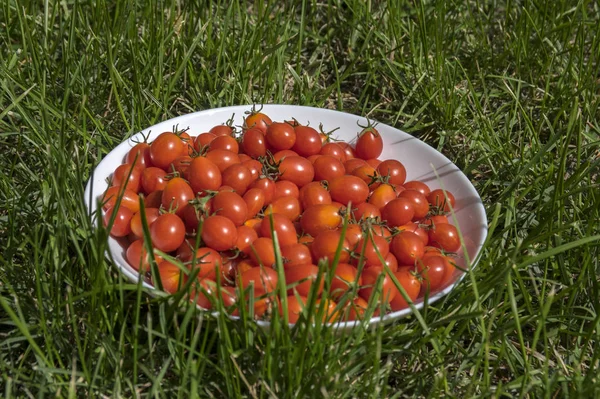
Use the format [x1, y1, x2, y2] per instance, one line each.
[84, 104, 488, 331]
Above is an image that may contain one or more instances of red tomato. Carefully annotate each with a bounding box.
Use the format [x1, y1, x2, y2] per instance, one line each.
[178, 132, 195, 156]
[103, 206, 134, 237]
[352, 164, 378, 187]
[278, 156, 315, 188]
[187, 157, 222, 195]
[344, 158, 367, 174]
[330, 263, 361, 300]
[365, 252, 399, 273]
[299, 181, 332, 209]
[209, 135, 239, 153]
[280, 295, 307, 324]
[155, 260, 184, 293]
[420, 215, 449, 227]
[161, 177, 194, 215]
[144, 190, 163, 209]
[355, 234, 390, 266]
[126, 239, 162, 272]
[205, 149, 240, 173]
[243, 188, 266, 219]
[150, 213, 186, 252]
[428, 223, 461, 252]
[285, 264, 323, 297]
[354, 126, 383, 160]
[126, 142, 152, 169]
[260, 213, 298, 247]
[398, 189, 429, 220]
[192, 280, 237, 310]
[337, 142, 355, 160]
[209, 124, 234, 137]
[102, 186, 140, 213]
[249, 177, 276, 205]
[344, 224, 363, 248]
[416, 255, 448, 293]
[427, 189, 456, 212]
[274, 180, 300, 200]
[150, 132, 184, 170]
[352, 202, 381, 221]
[130, 207, 160, 239]
[300, 204, 342, 237]
[319, 142, 347, 162]
[403, 180, 431, 196]
[343, 297, 377, 321]
[381, 198, 414, 227]
[188, 247, 222, 280]
[307, 154, 321, 164]
[248, 237, 276, 268]
[264, 196, 302, 222]
[111, 163, 142, 192]
[292, 125, 322, 157]
[240, 266, 279, 296]
[329, 175, 369, 206]
[241, 128, 266, 158]
[194, 132, 216, 151]
[368, 184, 397, 210]
[201, 215, 238, 251]
[391, 231, 425, 265]
[221, 163, 252, 195]
[389, 267, 421, 311]
[171, 155, 192, 178]
[313, 155, 346, 182]
[212, 191, 248, 226]
[359, 269, 397, 305]
[376, 160, 407, 186]
[366, 158, 382, 168]
[273, 150, 299, 163]
[266, 122, 296, 151]
[242, 159, 263, 182]
[244, 111, 272, 133]
[236, 225, 258, 255]
[311, 230, 351, 264]
[141, 167, 168, 194]
[281, 243, 313, 268]
[398, 222, 429, 246]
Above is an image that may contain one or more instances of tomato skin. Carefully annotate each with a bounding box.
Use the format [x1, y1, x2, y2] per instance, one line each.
[381, 198, 415, 227]
[311, 230, 351, 264]
[209, 135, 239, 153]
[403, 181, 431, 196]
[313, 155, 346, 182]
[260, 213, 298, 247]
[187, 157, 222, 195]
[273, 150, 299, 163]
[352, 164, 378, 188]
[355, 234, 390, 266]
[150, 213, 186, 252]
[126, 142, 152, 169]
[329, 175, 369, 206]
[205, 149, 241, 173]
[248, 237, 276, 268]
[398, 189, 429, 220]
[236, 225, 259, 255]
[280, 295, 307, 324]
[274, 180, 300, 200]
[242, 159, 263, 182]
[344, 224, 364, 248]
[416, 255, 448, 293]
[420, 215, 449, 227]
[319, 142, 347, 162]
[365, 252, 399, 273]
[376, 160, 407, 186]
[221, 163, 252, 195]
[292, 125, 322, 157]
[141, 167, 168, 194]
[201, 215, 238, 251]
[237, 189, 263, 220]
[285, 264, 323, 297]
[352, 202, 381, 221]
[212, 191, 248, 226]
[249, 177, 276, 206]
[192, 280, 237, 310]
[391, 231, 425, 266]
[126, 239, 163, 272]
[130, 207, 160, 239]
[239, 266, 279, 296]
[398, 222, 429, 246]
[344, 158, 367, 174]
[330, 263, 362, 300]
[245, 112, 272, 133]
[343, 297, 377, 321]
[428, 223, 461, 252]
[281, 243, 313, 268]
[241, 128, 267, 158]
[265, 196, 302, 222]
[194, 132, 216, 151]
[209, 124, 234, 137]
[278, 156, 315, 188]
[389, 267, 421, 311]
[155, 260, 184, 293]
[359, 268, 397, 305]
[103, 206, 134, 237]
[300, 204, 342, 237]
[355, 127, 383, 160]
[337, 142, 355, 160]
[102, 186, 140, 213]
[299, 181, 331, 209]
[266, 122, 296, 151]
[111, 163, 142, 192]
[150, 132, 184, 170]
[144, 190, 163, 208]
[427, 189, 456, 212]
[368, 184, 397, 210]
[244, 218, 263, 235]
[161, 177, 194, 215]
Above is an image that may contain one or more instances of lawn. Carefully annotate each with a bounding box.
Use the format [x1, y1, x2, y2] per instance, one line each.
[1, 0, 600, 397]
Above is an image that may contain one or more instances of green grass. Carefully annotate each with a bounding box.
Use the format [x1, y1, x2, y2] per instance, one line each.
[1, 0, 600, 397]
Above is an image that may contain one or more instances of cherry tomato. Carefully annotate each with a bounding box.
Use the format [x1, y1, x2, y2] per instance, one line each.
[241, 128, 267, 158]
[126, 142, 152, 169]
[313, 155, 346, 182]
[141, 167, 168, 194]
[280, 295, 307, 324]
[273, 150, 299, 163]
[319, 142, 347, 162]
[391, 231, 425, 265]
[292, 125, 322, 157]
[188, 247, 222, 280]
[315, 298, 340, 323]
[156, 260, 184, 293]
[398, 222, 429, 246]
[260, 213, 298, 247]
[307, 154, 321, 164]
[130, 207, 160, 239]
[201, 215, 237, 251]
[248, 237, 276, 268]
[187, 157, 222, 195]
[249, 177, 276, 205]
[209, 124, 234, 137]
[144, 190, 163, 209]
[176, 237, 199, 262]
[205, 149, 240, 173]
[278, 156, 315, 188]
[221, 163, 252, 195]
[264, 196, 302, 222]
[344, 224, 363, 248]
[330, 263, 361, 300]
[355, 126, 383, 160]
[102, 186, 140, 213]
[299, 204, 342, 237]
[427, 189, 456, 212]
[192, 280, 236, 310]
[171, 155, 192, 178]
[329, 175, 369, 206]
[403, 180, 431, 196]
[150, 213, 186, 252]
[161, 177, 194, 215]
[126, 239, 162, 272]
[266, 122, 296, 151]
[178, 132, 195, 156]
[285, 264, 323, 297]
[243, 188, 266, 219]
[365, 158, 382, 168]
[365, 252, 399, 273]
[398, 189, 429, 220]
[244, 218, 263, 235]
[416, 255, 448, 293]
[244, 111, 272, 133]
[420, 215, 449, 227]
[238, 154, 252, 163]
[370, 224, 392, 239]
[355, 234, 390, 266]
[111, 163, 142, 192]
[337, 142, 355, 160]
[299, 181, 332, 209]
[274, 180, 300, 200]
[281, 243, 313, 268]
[344, 158, 367, 174]
[352, 202, 381, 221]
[150, 132, 184, 170]
[352, 164, 378, 187]
[428, 223, 461, 252]
[376, 160, 407, 186]
[103, 206, 134, 237]
[389, 267, 421, 312]
[236, 225, 259, 255]
[311, 230, 351, 264]
[194, 132, 216, 151]
[242, 159, 263, 182]
[359, 268, 397, 305]
[343, 297, 377, 321]
[239, 266, 279, 296]
[212, 191, 248, 226]
[209, 135, 239, 153]
[368, 183, 397, 210]
[381, 198, 414, 227]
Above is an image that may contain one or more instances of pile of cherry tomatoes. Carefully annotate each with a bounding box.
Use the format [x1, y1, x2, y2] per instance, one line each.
[101, 108, 461, 324]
